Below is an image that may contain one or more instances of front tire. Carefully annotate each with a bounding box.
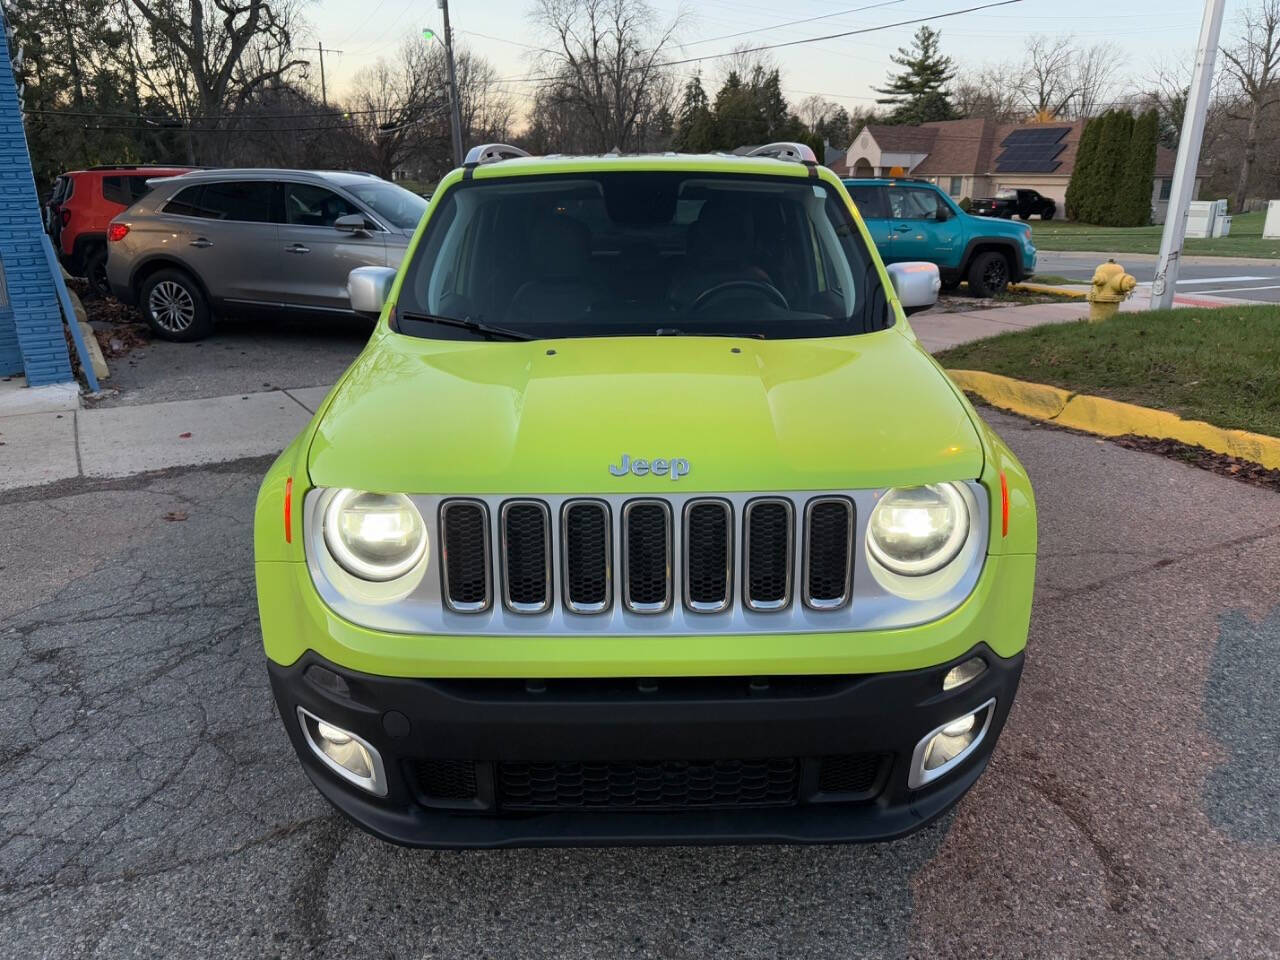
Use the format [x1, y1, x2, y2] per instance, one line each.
[967, 251, 1011, 298]
[139, 269, 214, 342]
[1041, 206, 1055, 221]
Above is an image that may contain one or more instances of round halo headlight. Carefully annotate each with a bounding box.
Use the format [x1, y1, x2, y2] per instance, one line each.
[322, 489, 427, 582]
[867, 483, 970, 577]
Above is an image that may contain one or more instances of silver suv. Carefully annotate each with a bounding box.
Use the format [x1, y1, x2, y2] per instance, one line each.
[105, 169, 428, 341]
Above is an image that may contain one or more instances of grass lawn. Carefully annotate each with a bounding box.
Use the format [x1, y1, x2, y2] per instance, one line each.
[935, 304, 1280, 437]
[1031, 211, 1280, 259]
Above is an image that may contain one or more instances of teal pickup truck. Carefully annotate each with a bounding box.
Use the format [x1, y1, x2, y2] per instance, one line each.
[843, 178, 1037, 298]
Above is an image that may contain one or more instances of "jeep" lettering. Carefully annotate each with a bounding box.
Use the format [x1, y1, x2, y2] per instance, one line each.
[608, 454, 690, 481]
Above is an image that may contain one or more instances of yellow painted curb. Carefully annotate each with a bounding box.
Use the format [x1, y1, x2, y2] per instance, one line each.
[948, 369, 1280, 470]
[1008, 282, 1089, 299]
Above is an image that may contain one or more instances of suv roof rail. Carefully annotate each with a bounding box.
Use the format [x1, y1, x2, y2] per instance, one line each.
[744, 142, 818, 165]
[464, 143, 531, 166]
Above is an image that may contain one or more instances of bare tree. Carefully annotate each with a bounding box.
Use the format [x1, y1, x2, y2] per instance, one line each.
[1071, 42, 1123, 119]
[123, 0, 310, 162]
[950, 64, 1023, 122]
[1018, 35, 1078, 118]
[530, 0, 680, 152]
[1221, 0, 1280, 209]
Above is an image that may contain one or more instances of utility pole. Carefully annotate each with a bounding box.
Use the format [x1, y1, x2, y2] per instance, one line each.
[439, 0, 465, 166]
[301, 42, 342, 107]
[1150, 0, 1227, 310]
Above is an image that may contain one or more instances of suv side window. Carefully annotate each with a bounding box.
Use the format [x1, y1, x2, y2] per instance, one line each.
[886, 187, 939, 220]
[847, 185, 888, 219]
[285, 183, 360, 227]
[102, 175, 152, 206]
[164, 181, 277, 222]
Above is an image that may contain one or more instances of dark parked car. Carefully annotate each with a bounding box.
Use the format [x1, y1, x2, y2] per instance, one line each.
[971, 189, 1056, 221]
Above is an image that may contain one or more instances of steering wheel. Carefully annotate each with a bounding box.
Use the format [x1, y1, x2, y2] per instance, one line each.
[689, 280, 789, 313]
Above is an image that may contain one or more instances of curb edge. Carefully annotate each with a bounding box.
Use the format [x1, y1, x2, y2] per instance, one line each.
[947, 369, 1280, 470]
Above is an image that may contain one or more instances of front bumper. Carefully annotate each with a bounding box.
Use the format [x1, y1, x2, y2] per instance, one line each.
[268, 644, 1022, 847]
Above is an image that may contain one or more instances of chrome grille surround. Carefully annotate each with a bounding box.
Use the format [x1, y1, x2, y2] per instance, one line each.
[303, 485, 989, 637]
[682, 498, 734, 614]
[802, 496, 855, 611]
[500, 499, 552, 614]
[439, 499, 493, 613]
[621, 498, 674, 613]
[560, 499, 612, 614]
[743, 497, 795, 612]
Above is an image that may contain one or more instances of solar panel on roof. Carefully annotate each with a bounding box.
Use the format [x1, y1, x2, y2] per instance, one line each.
[993, 133, 1068, 172]
[1002, 126, 1069, 147]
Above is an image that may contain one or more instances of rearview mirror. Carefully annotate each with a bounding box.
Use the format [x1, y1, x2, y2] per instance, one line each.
[348, 266, 397, 317]
[335, 213, 376, 234]
[886, 262, 941, 316]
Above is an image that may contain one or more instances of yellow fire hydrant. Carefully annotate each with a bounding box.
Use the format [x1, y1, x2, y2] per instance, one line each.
[1087, 259, 1137, 322]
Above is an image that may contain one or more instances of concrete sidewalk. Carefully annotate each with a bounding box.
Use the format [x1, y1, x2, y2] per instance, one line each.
[0, 385, 332, 491]
[0, 291, 1255, 492]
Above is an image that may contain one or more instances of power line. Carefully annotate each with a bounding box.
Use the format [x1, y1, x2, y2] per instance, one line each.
[492, 0, 1026, 84]
[679, 0, 908, 49]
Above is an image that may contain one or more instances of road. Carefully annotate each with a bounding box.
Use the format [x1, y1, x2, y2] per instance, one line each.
[1036, 251, 1280, 303]
[1, 411, 1278, 959]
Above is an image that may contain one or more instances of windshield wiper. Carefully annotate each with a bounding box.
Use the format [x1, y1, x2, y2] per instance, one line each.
[655, 327, 765, 339]
[399, 311, 534, 342]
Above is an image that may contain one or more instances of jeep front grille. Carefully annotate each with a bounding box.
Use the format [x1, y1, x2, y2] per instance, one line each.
[436, 493, 859, 618]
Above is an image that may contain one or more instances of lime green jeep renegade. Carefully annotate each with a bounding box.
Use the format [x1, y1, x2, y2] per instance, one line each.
[254, 143, 1037, 847]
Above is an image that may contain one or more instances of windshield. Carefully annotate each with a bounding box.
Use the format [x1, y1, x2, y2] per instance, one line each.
[345, 180, 428, 229]
[393, 171, 890, 341]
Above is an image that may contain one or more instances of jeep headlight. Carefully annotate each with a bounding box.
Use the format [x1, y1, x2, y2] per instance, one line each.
[867, 483, 969, 577]
[322, 489, 427, 581]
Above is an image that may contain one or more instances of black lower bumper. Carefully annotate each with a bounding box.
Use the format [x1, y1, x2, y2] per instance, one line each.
[267, 646, 1022, 848]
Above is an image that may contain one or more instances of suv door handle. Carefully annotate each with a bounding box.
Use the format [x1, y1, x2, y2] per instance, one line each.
[894, 224, 913, 233]
[285, 243, 310, 254]
[189, 237, 213, 248]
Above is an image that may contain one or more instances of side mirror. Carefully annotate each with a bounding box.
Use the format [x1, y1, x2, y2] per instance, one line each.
[936, 204, 952, 221]
[348, 266, 398, 317]
[335, 213, 376, 234]
[886, 262, 941, 316]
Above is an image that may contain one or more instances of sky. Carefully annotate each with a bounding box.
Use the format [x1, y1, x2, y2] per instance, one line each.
[304, 0, 1247, 121]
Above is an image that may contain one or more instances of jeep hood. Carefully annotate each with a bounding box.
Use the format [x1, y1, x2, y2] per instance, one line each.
[307, 330, 984, 493]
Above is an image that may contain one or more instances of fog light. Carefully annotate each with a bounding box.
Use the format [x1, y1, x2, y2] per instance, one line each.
[297, 707, 387, 796]
[909, 698, 996, 789]
[942, 656, 986, 691]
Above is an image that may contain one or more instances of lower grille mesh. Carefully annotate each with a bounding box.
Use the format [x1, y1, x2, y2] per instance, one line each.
[817, 754, 885, 796]
[414, 759, 479, 801]
[497, 758, 799, 811]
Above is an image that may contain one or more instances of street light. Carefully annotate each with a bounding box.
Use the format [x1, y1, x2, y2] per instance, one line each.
[422, 10, 464, 168]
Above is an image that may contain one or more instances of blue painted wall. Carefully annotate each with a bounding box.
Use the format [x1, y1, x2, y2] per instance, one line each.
[0, 7, 72, 385]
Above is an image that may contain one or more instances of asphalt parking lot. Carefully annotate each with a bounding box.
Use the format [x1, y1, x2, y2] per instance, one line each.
[1, 410, 1278, 959]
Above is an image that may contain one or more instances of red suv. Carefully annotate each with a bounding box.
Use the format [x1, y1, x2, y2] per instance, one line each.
[46, 165, 193, 295]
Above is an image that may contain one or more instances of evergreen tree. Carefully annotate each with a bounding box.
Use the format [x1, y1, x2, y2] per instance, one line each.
[1118, 109, 1159, 226]
[1090, 109, 1135, 226]
[1065, 116, 1102, 222]
[673, 73, 715, 152]
[874, 26, 956, 125]
[711, 71, 767, 148]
